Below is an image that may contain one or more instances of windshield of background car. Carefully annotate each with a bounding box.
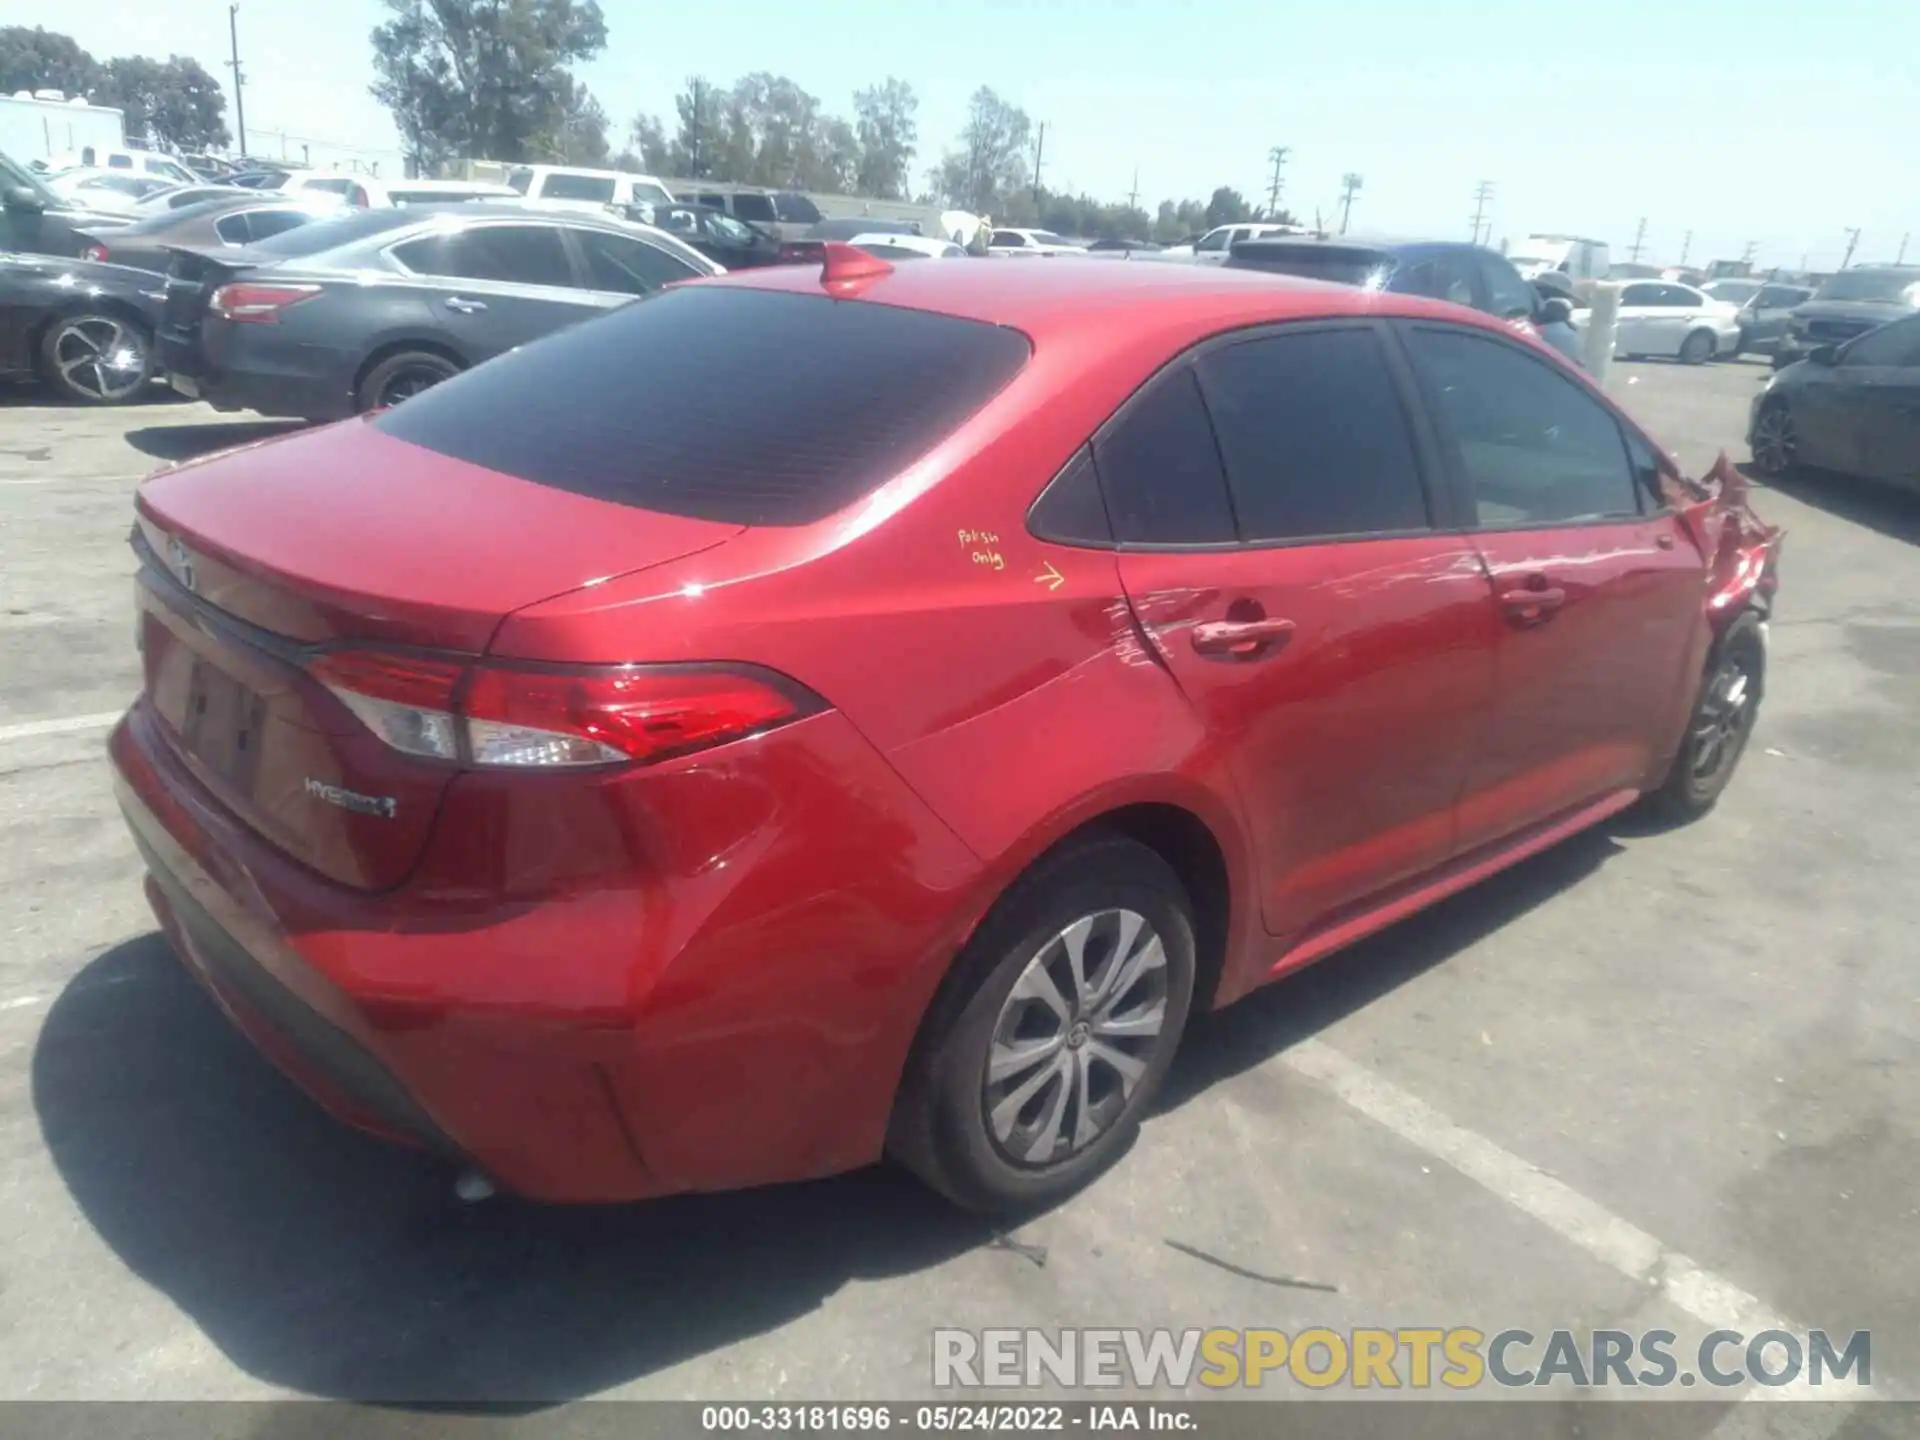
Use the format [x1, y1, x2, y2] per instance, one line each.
[1705, 280, 1762, 304]
[240, 206, 421, 258]
[1, 152, 61, 205]
[1813, 270, 1920, 304]
[708, 212, 756, 243]
[633, 182, 673, 206]
[1225, 243, 1393, 286]
[373, 286, 1033, 527]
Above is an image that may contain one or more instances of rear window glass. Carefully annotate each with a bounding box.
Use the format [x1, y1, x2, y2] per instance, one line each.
[539, 173, 617, 203]
[373, 287, 1032, 526]
[241, 206, 420, 257]
[1226, 244, 1393, 286]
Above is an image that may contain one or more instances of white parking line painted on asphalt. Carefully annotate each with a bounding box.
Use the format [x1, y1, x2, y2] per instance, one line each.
[0, 995, 44, 1012]
[1281, 1038, 1881, 1415]
[0, 712, 122, 744]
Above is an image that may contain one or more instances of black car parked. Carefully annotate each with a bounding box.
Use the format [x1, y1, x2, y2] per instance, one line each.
[1750, 312, 1920, 493]
[1226, 235, 1579, 362]
[0, 250, 165, 403]
[158, 205, 718, 420]
[1, 149, 135, 259]
[643, 203, 784, 268]
[1772, 266, 1920, 368]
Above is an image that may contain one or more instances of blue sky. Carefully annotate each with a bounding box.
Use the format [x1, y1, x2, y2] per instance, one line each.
[13, 0, 1915, 269]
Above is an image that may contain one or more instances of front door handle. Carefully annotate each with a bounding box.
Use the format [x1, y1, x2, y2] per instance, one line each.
[444, 296, 488, 314]
[1499, 585, 1567, 625]
[1190, 616, 1296, 659]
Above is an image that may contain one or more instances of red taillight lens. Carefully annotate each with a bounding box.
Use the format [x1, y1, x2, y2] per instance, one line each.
[83, 244, 110, 263]
[308, 651, 818, 770]
[209, 282, 323, 323]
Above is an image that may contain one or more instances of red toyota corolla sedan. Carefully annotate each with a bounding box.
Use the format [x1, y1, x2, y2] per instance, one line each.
[109, 247, 1780, 1213]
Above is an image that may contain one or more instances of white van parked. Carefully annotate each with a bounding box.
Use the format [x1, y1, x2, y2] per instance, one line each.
[51, 146, 198, 185]
[505, 165, 674, 218]
[1508, 234, 1611, 282]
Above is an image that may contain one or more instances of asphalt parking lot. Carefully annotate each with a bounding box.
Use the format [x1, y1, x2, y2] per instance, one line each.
[1, 361, 1916, 1432]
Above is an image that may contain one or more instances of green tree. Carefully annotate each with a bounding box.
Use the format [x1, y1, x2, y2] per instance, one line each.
[852, 78, 917, 199]
[1204, 185, 1252, 229]
[369, 0, 608, 173]
[627, 113, 670, 174]
[548, 77, 609, 164]
[96, 55, 230, 150]
[0, 25, 101, 98]
[663, 75, 724, 178]
[936, 87, 1031, 213]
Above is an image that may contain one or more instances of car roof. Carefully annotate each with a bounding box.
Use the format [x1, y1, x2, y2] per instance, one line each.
[1234, 234, 1494, 260]
[709, 255, 1520, 352]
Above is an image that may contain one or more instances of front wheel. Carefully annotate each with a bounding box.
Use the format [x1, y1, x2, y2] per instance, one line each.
[891, 834, 1196, 1214]
[1751, 396, 1796, 476]
[1679, 329, 1716, 365]
[40, 312, 154, 404]
[1645, 611, 1766, 823]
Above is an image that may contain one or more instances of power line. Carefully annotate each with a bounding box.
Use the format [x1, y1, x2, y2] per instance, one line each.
[1628, 217, 1647, 263]
[226, 4, 247, 157]
[1468, 180, 1493, 244]
[1337, 173, 1362, 235]
[1265, 146, 1289, 217]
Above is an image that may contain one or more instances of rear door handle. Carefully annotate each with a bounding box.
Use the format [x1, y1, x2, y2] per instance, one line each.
[444, 296, 487, 314]
[1190, 617, 1296, 659]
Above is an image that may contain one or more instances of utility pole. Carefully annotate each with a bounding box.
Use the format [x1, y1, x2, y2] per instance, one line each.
[1742, 239, 1757, 264]
[1338, 173, 1362, 234]
[1127, 167, 1139, 212]
[1899, 232, 1911, 265]
[1469, 180, 1493, 244]
[1679, 230, 1692, 266]
[1265, 146, 1289, 218]
[1840, 228, 1862, 269]
[1031, 123, 1045, 204]
[227, 4, 247, 158]
[689, 78, 703, 178]
[1629, 217, 1647, 263]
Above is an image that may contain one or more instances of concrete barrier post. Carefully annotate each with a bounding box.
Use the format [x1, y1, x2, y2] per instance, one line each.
[1584, 281, 1622, 386]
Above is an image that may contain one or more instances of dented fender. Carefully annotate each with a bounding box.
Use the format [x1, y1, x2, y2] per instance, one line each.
[1677, 451, 1783, 635]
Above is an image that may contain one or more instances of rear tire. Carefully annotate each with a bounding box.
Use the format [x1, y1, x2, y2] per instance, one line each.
[39, 311, 154, 404]
[1679, 329, 1716, 365]
[1645, 611, 1766, 824]
[1750, 395, 1796, 476]
[355, 350, 461, 413]
[891, 834, 1196, 1215]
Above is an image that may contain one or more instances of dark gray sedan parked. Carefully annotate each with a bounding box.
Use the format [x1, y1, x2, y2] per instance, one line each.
[157, 205, 719, 420]
[75, 193, 347, 274]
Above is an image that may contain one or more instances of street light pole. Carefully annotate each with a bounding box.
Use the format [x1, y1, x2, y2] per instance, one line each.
[227, 5, 247, 158]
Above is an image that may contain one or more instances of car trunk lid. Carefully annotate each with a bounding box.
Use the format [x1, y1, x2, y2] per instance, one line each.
[133, 419, 744, 889]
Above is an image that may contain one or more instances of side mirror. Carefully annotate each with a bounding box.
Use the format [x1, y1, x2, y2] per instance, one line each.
[4, 185, 47, 214]
[1808, 344, 1838, 366]
[1538, 297, 1574, 325]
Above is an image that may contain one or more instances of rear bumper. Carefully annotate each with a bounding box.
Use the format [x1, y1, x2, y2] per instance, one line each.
[160, 324, 358, 421]
[109, 696, 985, 1202]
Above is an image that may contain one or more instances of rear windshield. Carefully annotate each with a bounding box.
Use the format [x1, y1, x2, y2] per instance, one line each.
[1814, 270, 1920, 304]
[373, 286, 1033, 526]
[1226, 243, 1392, 286]
[242, 206, 420, 257]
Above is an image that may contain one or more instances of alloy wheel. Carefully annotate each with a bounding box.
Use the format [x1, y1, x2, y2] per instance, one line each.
[377, 366, 448, 407]
[1751, 401, 1795, 475]
[49, 318, 148, 402]
[983, 908, 1170, 1167]
[1689, 652, 1756, 783]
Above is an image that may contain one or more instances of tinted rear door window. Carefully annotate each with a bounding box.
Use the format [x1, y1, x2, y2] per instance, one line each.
[1198, 328, 1429, 541]
[374, 287, 1030, 526]
[572, 229, 701, 294]
[393, 225, 575, 287]
[1403, 326, 1640, 526]
[1091, 368, 1237, 544]
[733, 194, 777, 223]
[539, 173, 617, 203]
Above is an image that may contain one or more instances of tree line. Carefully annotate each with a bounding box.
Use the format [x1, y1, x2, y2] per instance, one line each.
[367, 0, 1292, 241]
[0, 25, 230, 151]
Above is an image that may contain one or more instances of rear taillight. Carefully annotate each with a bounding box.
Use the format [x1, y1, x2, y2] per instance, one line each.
[83, 243, 110, 263]
[309, 651, 820, 770]
[208, 282, 323, 323]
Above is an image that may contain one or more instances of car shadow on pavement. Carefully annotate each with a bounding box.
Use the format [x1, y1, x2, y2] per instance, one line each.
[1742, 461, 1920, 548]
[31, 936, 992, 1406]
[1159, 825, 1623, 1112]
[123, 420, 309, 463]
[34, 826, 1625, 1407]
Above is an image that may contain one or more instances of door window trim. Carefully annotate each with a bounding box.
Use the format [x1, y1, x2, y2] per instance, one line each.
[1025, 316, 1462, 553]
[1390, 318, 1672, 532]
